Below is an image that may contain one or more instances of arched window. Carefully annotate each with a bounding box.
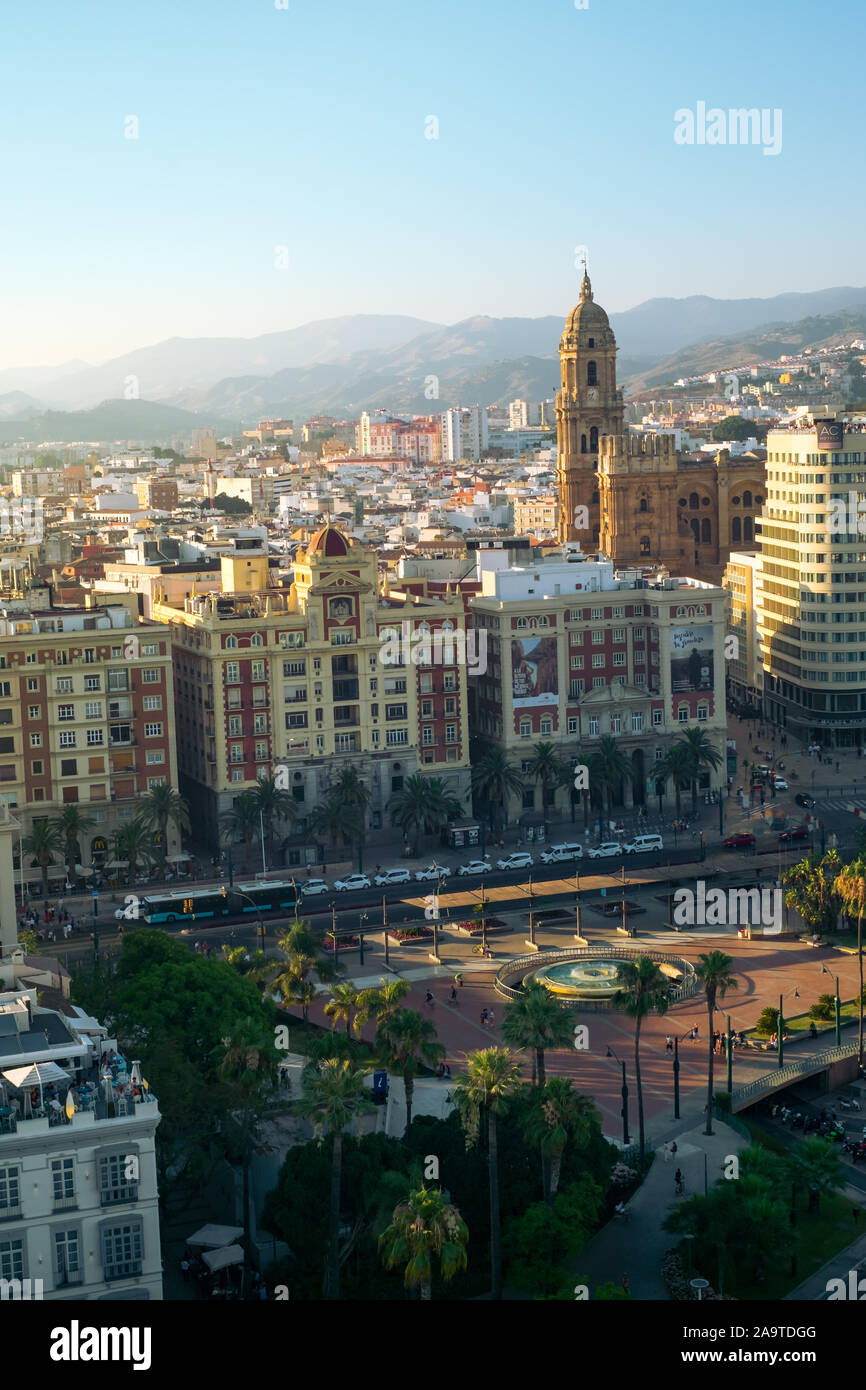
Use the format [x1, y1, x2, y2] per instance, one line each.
[689, 492, 699, 509]
[587, 361, 598, 387]
[744, 516, 754, 543]
[588, 338, 595, 348]
[690, 519, 699, 541]
[589, 426, 599, 452]
[639, 497, 648, 513]
[225, 636, 237, 649]
[732, 516, 742, 543]
[580, 433, 587, 454]
[743, 489, 752, 508]
[251, 633, 262, 647]
[755, 494, 763, 505]
[701, 518, 711, 542]
[640, 535, 651, 555]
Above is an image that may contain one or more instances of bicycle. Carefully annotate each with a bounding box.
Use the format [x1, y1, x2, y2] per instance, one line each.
[472, 944, 493, 957]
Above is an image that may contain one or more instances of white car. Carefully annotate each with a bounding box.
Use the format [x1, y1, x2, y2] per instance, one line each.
[414, 864, 451, 882]
[540, 843, 583, 865]
[333, 874, 372, 892]
[586, 842, 623, 859]
[374, 868, 411, 887]
[457, 859, 492, 877]
[301, 878, 329, 896]
[771, 777, 788, 791]
[623, 834, 664, 854]
[496, 851, 534, 871]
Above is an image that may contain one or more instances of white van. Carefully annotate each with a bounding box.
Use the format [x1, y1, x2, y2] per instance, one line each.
[540, 842, 583, 864]
[623, 834, 664, 854]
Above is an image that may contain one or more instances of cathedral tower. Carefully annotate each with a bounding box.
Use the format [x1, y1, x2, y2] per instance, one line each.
[555, 269, 624, 543]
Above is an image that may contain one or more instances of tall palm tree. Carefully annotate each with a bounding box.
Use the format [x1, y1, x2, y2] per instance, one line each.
[656, 742, 692, 818]
[587, 736, 632, 820]
[377, 1007, 445, 1134]
[501, 980, 575, 1087]
[453, 1047, 522, 1300]
[379, 1185, 468, 1300]
[112, 818, 154, 885]
[23, 818, 64, 897]
[328, 767, 371, 871]
[613, 957, 671, 1158]
[296, 1057, 374, 1300]
[675, 727, 723, 815]
[219, 791, 260, 870]
[354, 978, 412, 1033]
[324, 982, 362, 1036]
[56, 804, 94, 876]
[522, 1078, 599, 1203]
[835, 856, 866, 1068]
[388, 774, 462, 855]
[471, 746, 524, 832]
[219, 1027, 278, 1295]
[526, 742, 565, 830]
[694, 951, 738, 1136]
[137, 783, 190, 866]
[250, 775, 297, 868]
[309, 795, 347, 858]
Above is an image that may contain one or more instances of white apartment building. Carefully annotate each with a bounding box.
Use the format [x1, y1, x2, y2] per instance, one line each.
[440, 406, 489, 462]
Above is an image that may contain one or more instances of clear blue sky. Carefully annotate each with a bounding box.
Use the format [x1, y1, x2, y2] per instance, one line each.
[3, 0, 863, 368]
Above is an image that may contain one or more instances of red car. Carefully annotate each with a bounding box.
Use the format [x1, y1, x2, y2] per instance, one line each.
[778, 824, 809, 842]
[724, 832, 756, 849]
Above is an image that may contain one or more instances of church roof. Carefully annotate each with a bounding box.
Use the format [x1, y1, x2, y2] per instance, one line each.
[306, 524, 350, 558]
[563, 271, 613, 336]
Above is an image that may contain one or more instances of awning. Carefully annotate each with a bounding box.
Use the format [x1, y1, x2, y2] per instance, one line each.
[202, 1244, 244, 1273]
[186, 1224, 244, 1249]
[74, 864, 96, 876]
[166, 853, 191, 864]
[2, 1061, 72, 1089]
[104, 859, 129, 870]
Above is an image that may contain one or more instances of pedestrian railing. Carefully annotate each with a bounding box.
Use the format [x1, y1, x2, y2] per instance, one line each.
[730, 1041, 860, 1111]
[493, 944, 698, 1010]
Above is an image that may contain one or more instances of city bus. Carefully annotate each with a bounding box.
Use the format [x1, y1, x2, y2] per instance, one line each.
[139, 889, 234, 924]
[233, 879, 302, 915]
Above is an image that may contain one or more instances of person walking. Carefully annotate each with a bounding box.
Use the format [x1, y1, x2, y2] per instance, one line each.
[665, 1035, 673, 1053]
[663, 1142, 670, 1162]
[455, 972, 463, 988]
[674, 1168, 684, 1194]
[449, 984, 458, 1004]
[424, 990, 435, 1008]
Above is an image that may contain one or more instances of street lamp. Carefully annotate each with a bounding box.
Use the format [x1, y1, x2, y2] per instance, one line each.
[606, 1046, 630, 1146]
[574, 870, 583, 942]
[358, 911, 368, 967]
[778, 992, 785, 1069]
[673, 1034, 681, 1119]
[381, 894, 391, 969]
[526, 874, 536, 948]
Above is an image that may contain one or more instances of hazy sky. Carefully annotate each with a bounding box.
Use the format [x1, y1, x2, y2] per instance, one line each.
[3, 0, 863, 369]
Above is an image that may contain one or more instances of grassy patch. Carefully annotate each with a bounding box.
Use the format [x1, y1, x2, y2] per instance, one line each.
[731, 1194, 858, 1300]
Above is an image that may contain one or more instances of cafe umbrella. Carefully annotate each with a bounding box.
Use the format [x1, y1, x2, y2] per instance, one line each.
[1, 1061, 72, 1114]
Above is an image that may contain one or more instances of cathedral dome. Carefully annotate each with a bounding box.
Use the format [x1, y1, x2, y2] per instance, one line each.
[307, 524, 350, 558]
[562, 271, 614, 339]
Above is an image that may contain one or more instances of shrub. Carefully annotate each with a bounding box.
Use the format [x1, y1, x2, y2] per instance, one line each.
[755, 1006, 780, 1036]
[810, 994, 835, 1022]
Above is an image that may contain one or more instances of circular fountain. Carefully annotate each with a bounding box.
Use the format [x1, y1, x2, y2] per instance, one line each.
[494, 946, 696, 1011]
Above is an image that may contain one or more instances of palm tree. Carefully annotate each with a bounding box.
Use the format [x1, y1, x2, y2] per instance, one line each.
[781, 851, 841, 936]
[526, 742, 565, 831]
[56, 804, 93, 876]
[250, 775, 297, 868]
[613, 957, 671, 1158]
[377, 1007, 445, 1134]
[471, 746, 524, 832]
[388, 774, 462, 855]
[587, 736, 632, 820]
[137, 783, 190, 866]
[791, 1136, 843, 1214]
[328, 767, 371, 871]
[656, 742, 692, 818]
[379, 1185, 468, 1299]
[694, 951, 738, 1135]
[453, 1047, 522, 1300]
[501, 980, 575, 1087]
[835, 856, 866, 1068]
[309, 795, 346, 858]
[23, 818, 64, 896]
[296, 1057, 374, 1299]
[354, 978, 412, 1033]
[112, 818, 154, 884]
[219, 1028, 278, 1295]
[522, 1078, 599, 1203]
[675, 727, 723, 815]
[219, 791, 260, 870]
[324, 983, 362, 1036]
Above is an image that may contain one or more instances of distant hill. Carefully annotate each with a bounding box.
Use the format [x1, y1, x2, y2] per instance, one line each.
[0, 391, 44, 420]
[0, 399, 241, 446]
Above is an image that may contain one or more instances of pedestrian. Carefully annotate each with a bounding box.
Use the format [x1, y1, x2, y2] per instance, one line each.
[487, 1008, 495, 1027]
[674, 1168, 683, 1193]
[425, 990, 434, 1008]
[455, 972, 463, 988]
[663, 1142, 670, 1162]
[180, 1257, 190, 1283]
[665, 1034, 673, 1053]
[671, 1141, 678, 1159]
[450, 984, 458, 1003]
[480, 1008, 488, 1026]
[620, 1273, 630, 1296]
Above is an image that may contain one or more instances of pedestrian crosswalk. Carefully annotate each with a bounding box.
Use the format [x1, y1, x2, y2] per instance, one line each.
[818, 798, 866, 814]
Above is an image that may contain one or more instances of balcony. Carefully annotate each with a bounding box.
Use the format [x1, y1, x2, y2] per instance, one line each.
[104, 1260, 142, 1282]
[53, 1195, 79, 1213]
[332, 679, 359, 701]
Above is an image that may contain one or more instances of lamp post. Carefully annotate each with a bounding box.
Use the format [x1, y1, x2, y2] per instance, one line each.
[358, 912, 367, 967]
[479, 882, 488, 954]
[574, 870, 583, 942]
[778, 992, 784, 1069]
[331, 902, 338, 960]
[381, 894, 390, 969]
[673, 1034, 681, 1120]
[526, 875, 536, 948]
[835, 974, 841, 1047]
[607, 1046, 630, 1146]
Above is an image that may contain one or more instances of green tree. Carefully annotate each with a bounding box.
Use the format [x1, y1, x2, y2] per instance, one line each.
[791, 1136, 843, 1214]
[379, 1185, 468, 1300]
[613, 956, 671, 1157]
[694, 951, 738, 1135]
[656, 741, 692, 818]
[112, 817, 154, 885]
[22, 818, 64, 896]
[137, 783, 191, 867]
[835, 856, 866, 1066]
[504, 1176, 603, 1295]
[56, 804, 94, 876]
[587, 736, 632, 819]
[674, 727, 723, 815]
[328, 766, 372, 871]
[212, 492, 253, 514]
[712, 415, 756, 442]
[781, 851, 842, 936]
[377, 1008, 444, 1134]
[453, 1047, 522, 1300]
[501, 979, 575, 1088]
[471, 746, 524, 832]
[296, 1057, 374, 1300]
[664, 1171, 791, 1295]
[388, 774, 462, 855]
[526, 741, 565, 830]
[218, 1024, 280, 1293]
[521, 1078, 599, 1203]
[355, 978, 412, 1032]
[250, 775, 297, 869]
[324, 983, 362, 1036]
[219, 792, 260, 870]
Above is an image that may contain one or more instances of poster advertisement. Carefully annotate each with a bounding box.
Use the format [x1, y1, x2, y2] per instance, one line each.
[512, 634, 559, 708]
[670, 625, 714, 693]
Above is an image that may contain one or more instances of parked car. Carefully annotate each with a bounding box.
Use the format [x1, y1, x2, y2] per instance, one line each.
[496, 851, 534, 871]
[414, 863, 451, 882]
[778, 824, 809, 842]
[724, 832, 756, 849]
[540, 843, 583, 864]
[333, 873, 372, 892]
[771, 777, 789, 791]
[301, 878, 329, 896]
[795, 793, 816, 808]
[586, 842, 623, 859]
[457, 859, 492, 877]
[374, 867, 411, 887]
[623, 834, 664, 854]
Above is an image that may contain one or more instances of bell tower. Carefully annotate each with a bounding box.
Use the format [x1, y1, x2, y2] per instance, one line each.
[555, 267, 623, 544]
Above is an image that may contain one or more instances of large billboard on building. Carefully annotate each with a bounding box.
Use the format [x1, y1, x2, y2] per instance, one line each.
[512, 633, 558, 707]
[815, 419, 844, 450]
[670, 625, 714, 693]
